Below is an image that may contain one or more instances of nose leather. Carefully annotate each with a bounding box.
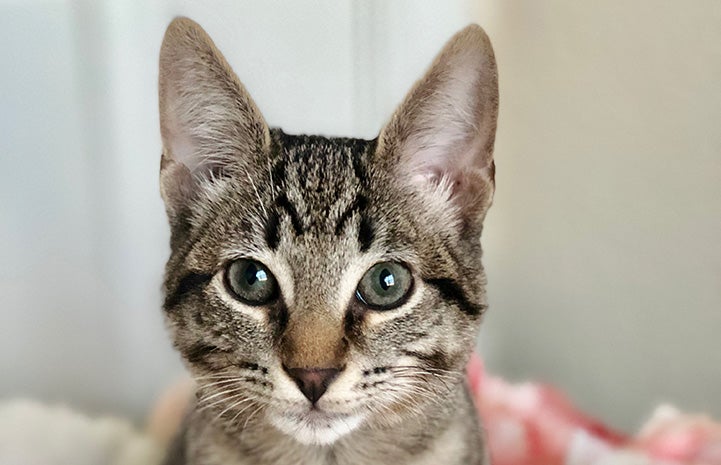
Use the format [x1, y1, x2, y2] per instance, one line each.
[285, 367, 340, 404]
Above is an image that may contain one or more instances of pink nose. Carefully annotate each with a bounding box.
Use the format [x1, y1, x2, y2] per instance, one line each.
[284, 367, 340, 404]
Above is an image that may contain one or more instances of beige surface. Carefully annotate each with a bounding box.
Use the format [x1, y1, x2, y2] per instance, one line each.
[476, 1, 721, 430]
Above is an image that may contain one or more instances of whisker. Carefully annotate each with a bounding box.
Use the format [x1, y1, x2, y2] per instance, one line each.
[229, 399, 260, 425]
[197, 385, 246, 405]
[216, 396, 256, 422]
[196, 378, 241, 390]
[243, 404, 265, 430]
[193, 373, 238, 381]
[198, 391, 250, 413]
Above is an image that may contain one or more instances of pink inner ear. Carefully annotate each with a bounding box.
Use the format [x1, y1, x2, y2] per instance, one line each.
[164, 116, 227, 183]
[406, 130, 492, 187]
[162, 85, 204, 174]
[167, 127, 198, 172]
[406, 132, 495, 220]
[164, 102, 230, 179]
[390, 26, 497, 211]
[401, 66, 493, 185]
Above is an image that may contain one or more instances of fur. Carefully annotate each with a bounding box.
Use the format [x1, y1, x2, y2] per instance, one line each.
[158, 17, 498, 465]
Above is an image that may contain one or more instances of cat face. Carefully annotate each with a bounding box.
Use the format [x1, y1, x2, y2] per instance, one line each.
[158, 18, 498, 445]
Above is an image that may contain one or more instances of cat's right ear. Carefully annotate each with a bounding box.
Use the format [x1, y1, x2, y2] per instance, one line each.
[377, 25, 498, 233]
[158, 17, 270, 221]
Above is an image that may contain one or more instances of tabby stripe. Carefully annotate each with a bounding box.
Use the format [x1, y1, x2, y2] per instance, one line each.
[184, 342, 223, 364]
[351, 145, 369, 186]
[164, 272, 213, 310]
[424, 278, 486, 316]
[270, 156, 286, 187]
[265, 155, 287, 248]
[351, 144, 376, 252]
[269, 301, 289, 340]
[334, 194, 375, 253]
[401, 349, 451, 371]
[264, 210, 281, 249]
[276, 193, 304, 236]
[357, 213, 375, 252]
[335, 194, 367, 235]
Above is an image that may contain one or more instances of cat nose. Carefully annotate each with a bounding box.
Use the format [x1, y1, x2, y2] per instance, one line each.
[284, 366, 340, 404]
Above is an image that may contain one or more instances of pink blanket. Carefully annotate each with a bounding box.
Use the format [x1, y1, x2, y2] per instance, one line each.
[468, 354, 721, 465]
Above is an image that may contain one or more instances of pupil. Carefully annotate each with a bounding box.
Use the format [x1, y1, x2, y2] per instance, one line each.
[379, 268, 395, 291]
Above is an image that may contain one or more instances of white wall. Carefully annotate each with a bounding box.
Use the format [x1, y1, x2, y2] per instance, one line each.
[1, 0, 179, 420]
[0, 0, 475, 421]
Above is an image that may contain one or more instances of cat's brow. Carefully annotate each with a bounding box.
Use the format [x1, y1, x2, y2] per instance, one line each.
[334, 193, 367, 236]
[338, 142, 375, 250]
[275, 193, 304, 236]
[333, 193, 375, 252]
[264, 210, 281, 250]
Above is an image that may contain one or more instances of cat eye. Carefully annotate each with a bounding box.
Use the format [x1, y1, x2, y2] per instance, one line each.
[356, 262, 413, 310]
[225, 259, 279, 305]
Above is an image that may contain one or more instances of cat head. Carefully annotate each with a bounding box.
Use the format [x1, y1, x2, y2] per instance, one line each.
[158, 17, 497, 445]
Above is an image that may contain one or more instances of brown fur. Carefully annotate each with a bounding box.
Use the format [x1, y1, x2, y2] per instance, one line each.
[157, 17, 498, 465]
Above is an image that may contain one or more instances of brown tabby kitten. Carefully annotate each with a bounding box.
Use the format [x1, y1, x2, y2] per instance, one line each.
[158, 17, 498, 465]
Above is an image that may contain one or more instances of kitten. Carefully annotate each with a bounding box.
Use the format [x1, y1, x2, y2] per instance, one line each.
[158, 17, 498, 465]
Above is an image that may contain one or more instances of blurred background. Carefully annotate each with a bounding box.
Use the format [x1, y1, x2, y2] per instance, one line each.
[1, 0, 719, 433]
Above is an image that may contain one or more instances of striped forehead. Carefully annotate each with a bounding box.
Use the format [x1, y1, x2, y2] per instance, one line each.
[264, 131, 376, 252]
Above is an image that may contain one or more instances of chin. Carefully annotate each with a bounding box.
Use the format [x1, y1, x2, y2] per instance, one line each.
[269, 410, 365, 446]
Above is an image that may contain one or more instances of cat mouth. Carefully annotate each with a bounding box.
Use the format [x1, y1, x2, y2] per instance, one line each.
[268, 408, 365, 445]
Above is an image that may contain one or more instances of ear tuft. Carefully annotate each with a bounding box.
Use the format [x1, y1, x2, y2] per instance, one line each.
[378, 24, 499, 230]
[158, 17, 270, 219]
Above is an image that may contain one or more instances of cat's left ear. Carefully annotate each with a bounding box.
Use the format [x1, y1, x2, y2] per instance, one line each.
[158, 17, 270, 221]
[377, 24, 498, 231]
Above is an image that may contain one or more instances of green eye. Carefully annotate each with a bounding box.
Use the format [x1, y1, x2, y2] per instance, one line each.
[225, 259, 278, 305]
[356, 262, 413, 310]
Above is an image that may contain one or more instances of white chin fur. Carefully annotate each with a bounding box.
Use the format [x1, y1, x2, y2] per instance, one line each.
[269, 413, 364, 446]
